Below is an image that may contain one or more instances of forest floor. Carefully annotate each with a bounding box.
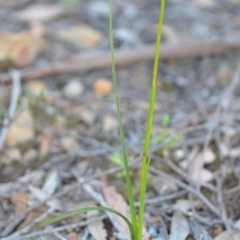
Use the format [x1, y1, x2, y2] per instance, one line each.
[1, 0, 240, 239]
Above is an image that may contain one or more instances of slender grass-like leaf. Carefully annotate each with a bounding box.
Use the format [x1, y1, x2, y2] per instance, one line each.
[39, 206, 135, 239]
[41, 1, 166, 239]
[109, 0, 137, 234]
[137, 1, 166, 239]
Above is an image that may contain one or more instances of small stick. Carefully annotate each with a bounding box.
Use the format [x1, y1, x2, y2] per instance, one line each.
[1, 38, 240, 83]
[149, 167, 221, 217]
[0, 69, 21, 149]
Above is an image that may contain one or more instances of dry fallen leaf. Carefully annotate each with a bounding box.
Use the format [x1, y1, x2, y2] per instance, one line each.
[57, 25, 103, 49]
[214, 230, 240, 240]
[42, 170, 60, 196]
[162, 25, 179, 43]
[68, 231, 78, 240]
[169, 212, 189, 240]
[37, 134, 53, 159]
[0, 32, 46, 68]
[102, 185, 130, 238]
[187, 149, 215, 183]
[29, 185, 62, 211]
[19, 205, 48, 229]
[169, 200, 191, 240]
[10, 192, 28, 212]
[15, 4, 63, 22]
[87, 210, 107, 240]
[93, 78, 113, 95]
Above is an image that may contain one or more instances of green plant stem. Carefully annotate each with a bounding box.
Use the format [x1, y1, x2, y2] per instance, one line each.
[137, 156, 150, 240]
[137, 0, 166, 239]
[109, 0, 137, 235]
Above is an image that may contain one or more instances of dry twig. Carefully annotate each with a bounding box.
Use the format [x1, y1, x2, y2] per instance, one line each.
[0, 69, 21, 150]
[1, 38, 240, 83]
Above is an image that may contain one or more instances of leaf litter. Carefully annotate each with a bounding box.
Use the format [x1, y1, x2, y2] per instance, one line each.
[1, 0, 240, 239]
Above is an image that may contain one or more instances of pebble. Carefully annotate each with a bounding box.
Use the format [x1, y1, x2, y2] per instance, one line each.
[61, 137, 80, 152]
[62, 80, 84, 99]
[23, 148, 38, 164]
[102, 114, 118, 132]
[6, 148, 22, 162]
[93, 78, 112, 95]
[6, 107, 35, 147]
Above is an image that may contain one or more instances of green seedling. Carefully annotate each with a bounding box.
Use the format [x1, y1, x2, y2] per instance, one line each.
[60, 0, 77, 11]
[109, 152, 134, 178]
[153, 115, 182, 154]
[40, 1, 166, 239]
[26, 90, 45, 108]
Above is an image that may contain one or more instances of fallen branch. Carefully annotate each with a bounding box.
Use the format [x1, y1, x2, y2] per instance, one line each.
[1, 38, 240, 83]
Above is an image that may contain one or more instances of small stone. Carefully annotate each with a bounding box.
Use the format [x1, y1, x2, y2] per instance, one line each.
[63, 80, 84, 99]
[102, 114, 118, 132]
[114, 28, 139, 45]
[217, 65, 232, 83]
[61, 137, 80, 152]
[93, 78, 112, 95]
[87, 1, 113, 18]
[6, 108, 35, 147]
[174, 149, 185, 161]
[151, 175, 177, 195]
[218, 143, 229, 157]
[23, 148, 38, 164]
[6, 148, 22, 162]
[80, 109, 95, 125]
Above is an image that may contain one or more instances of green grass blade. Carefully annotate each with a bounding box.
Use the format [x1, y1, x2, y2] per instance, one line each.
[109, 0, 137, 233]
[39, 206, 135, 239]
[137, 0, 166, 239]
[143, 0, 166, 155]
